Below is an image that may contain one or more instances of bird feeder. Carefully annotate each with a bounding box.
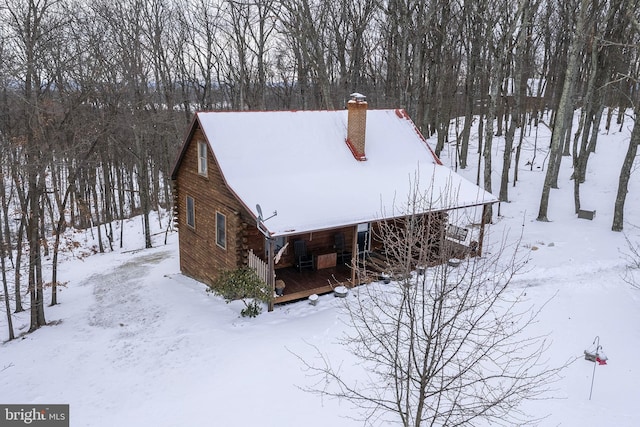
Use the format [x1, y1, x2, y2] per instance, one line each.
[584, 344, 598, 362]
[584, 336, 608, 400]
[584, 341, 608, 364]
[596, 350, 608, 365]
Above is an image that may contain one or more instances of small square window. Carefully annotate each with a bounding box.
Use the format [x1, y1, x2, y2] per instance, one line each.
[197, 141, 208, 176]
[216, 212, 226, 249]
[446, 224, 469, 241]
[186, 196, 195, 228]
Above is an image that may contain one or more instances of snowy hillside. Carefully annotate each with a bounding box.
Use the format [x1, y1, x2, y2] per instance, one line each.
[1, 113, 640, 426]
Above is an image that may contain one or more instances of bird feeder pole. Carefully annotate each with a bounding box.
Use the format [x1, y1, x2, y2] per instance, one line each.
[589, 347, 598, 401]
[584, 335, 607, 400]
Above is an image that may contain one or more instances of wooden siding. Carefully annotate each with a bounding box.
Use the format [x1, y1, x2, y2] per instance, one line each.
[173, 127, 253, 287]
[243, 225, 266, 265]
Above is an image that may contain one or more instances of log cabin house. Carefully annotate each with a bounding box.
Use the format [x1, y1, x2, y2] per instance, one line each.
[170, 94, 497, 310]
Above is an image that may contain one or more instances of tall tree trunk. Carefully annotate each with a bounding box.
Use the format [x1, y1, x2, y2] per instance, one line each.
[476, 111, 485, 186]
[13, 217, 25, 313]
[503, 1, 536, 197]
[1, 209, 15, 340]
[27, 179, 46, 331]
[460, 45, 480, 168]
[483, 75, 499, 223]
[612, 112, 640, 231]
[0, 160, 13, 265]
[513, 115, 525, 185]
[91, 170, 104, 254]
[135, 132, 152, 249]
[572, 109, 587, 213]
[537, 0, 587, 222]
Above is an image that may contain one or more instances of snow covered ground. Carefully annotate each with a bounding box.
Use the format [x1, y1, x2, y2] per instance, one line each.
[1, 113, 640, 426]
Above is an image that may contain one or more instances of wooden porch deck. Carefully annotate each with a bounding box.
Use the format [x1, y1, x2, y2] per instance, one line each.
[273, 265, 355, 304]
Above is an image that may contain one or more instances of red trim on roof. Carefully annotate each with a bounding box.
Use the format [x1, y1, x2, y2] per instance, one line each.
[345, 138, 367, 161]
[395, 109, 443, 165]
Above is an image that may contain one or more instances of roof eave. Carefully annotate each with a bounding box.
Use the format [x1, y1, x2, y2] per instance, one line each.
[170, 114, 200, 180]
[169, 112, 262, 230]
[270, 199, 497, 237]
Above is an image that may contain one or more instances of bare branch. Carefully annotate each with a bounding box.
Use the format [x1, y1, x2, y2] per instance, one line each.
[296, 182, 567, 426]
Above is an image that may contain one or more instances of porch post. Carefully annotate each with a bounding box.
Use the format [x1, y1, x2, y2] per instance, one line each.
[350, 225, 358, 285]
[267, 237, 275, 312]
[477, 204, 490, 257]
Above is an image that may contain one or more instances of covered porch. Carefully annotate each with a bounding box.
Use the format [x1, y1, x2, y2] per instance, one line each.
[272, 264, 355, 304]
[244, 224, 368, 307]
[249, 206, 489, 310]
[271, 225, 361, 305]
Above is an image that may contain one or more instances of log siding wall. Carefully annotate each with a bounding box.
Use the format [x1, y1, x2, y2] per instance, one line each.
[174, 127, 254, 287]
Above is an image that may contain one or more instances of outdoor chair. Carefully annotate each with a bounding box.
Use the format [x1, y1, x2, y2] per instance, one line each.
[334, 232, 352, 265]
[294, 240, 314, 271]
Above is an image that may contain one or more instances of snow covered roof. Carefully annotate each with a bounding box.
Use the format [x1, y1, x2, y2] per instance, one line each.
[193, 109, 497, 237]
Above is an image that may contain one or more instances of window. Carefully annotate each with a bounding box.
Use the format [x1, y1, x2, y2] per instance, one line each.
[446, 224, 469, 242]
[216, 212, 226, 249]
[186, 196, 195, 228]
[197, 140, 208, 176]
[357, 223, 371, 254]
[267, 236, 287, 258]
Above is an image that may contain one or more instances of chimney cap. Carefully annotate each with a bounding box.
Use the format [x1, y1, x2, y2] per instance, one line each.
[349, 92, 366, 102]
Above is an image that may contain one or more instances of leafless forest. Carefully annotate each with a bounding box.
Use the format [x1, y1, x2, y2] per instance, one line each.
[1, 0, 639, 333]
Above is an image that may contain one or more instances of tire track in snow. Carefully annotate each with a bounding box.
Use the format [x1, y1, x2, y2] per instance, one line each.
[87, 251, 170, 331]
[80, 250, 176, 369]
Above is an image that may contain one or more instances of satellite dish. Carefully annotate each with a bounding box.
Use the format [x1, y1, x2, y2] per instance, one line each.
[256, 203, 277, 228]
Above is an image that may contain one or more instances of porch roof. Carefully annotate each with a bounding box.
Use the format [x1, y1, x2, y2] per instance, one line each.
[196, 109, 497, 237]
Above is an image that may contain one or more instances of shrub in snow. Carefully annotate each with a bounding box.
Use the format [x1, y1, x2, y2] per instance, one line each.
[207, 267, 273, 318]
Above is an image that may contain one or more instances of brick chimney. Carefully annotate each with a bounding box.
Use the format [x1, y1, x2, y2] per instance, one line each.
[346, 93, 367, 161]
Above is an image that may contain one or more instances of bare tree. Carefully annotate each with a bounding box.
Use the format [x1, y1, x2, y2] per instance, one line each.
[3, 0, 71, 330]
[537, 0, 587, 222]
[457, 0, 489, 169]
[278, 0, 335, 109]
[569, 0, 637, 217]
[612, 108, 639, 231]
[1, 206, 14, 340]
[499, 0, 540, 203]
[170, 0, 217, 111]
[480, 0, 527, 221]
[326, 0, 376, 98]
[621, 229, 640, 287]
[221, 0, 279, 110]
[299, 187, 565, 427]
[609, 1, 640, 232]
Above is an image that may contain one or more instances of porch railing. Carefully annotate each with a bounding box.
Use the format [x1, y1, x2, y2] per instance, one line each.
[248, 249, 270, 285]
